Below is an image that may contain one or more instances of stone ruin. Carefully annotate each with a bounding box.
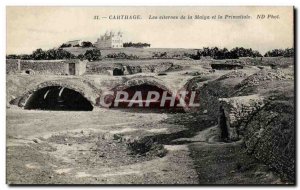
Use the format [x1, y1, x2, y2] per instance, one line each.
[85, 62, 174, 76]
[218, 95, 265, 141]
[182, 68, 295, 182]
[6, 59, 87, 76]
[6, 57, 295, 182]
[218, 94, 295, 182]
[6, 59, 178, 77]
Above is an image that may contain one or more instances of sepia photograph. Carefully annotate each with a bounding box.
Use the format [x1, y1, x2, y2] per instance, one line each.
[5, 6, 295, 185]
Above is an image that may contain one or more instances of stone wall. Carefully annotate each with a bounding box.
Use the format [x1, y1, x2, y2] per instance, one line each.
[218, 95, 295, 182]
[75, 60, 87, 75]
[86, 66, 114, 75]
[141, 62, 173, 73]
[20, 60, 68, 75]
[86, 62, 173, 76]
[124, 66, 142, 74]
[218, 95, 265, 141]
[6, 59, 20, 74]
[6, 59, 86, 75]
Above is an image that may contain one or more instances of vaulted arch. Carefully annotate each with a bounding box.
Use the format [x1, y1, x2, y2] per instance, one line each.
[13, 79, 100, 110]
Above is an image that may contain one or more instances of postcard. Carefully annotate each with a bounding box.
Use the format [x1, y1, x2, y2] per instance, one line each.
[6, 6, 295, 185]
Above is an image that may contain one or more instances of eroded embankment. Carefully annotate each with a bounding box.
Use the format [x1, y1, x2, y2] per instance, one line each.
[187, 68, 295, 183]
[244, 98, 295, 182]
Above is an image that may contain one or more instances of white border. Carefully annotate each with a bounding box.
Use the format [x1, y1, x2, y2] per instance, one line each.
[0, 0, 298, 189]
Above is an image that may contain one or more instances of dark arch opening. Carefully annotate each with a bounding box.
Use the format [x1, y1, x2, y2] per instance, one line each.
[24, 86, 93, 111]
[219, 106, 229, 140]
[111, 84, 182, 111]
[113, 68, 124, 76]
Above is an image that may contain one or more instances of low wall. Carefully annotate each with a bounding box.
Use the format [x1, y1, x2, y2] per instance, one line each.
[6, 59, 86, 75]
[20, 60, 68, 75]
[75, 60, 87, 75]
[86, 62, 173, 75]
[218, 95, 265, 140]
[6, 59, 20, 74]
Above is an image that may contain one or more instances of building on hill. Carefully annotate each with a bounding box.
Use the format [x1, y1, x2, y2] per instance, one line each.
[94, 31, 123, 49]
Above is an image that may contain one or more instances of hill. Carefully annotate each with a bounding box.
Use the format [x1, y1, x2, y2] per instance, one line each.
[62, 47, 197, 59]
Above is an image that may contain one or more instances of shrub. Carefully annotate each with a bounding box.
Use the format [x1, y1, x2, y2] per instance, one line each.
[152, 52, 168, 58]
[8, 48, 77, 60]
[105, 52, 139, 59]
[264, 48, 294, 57]
[186, 47, 263, 60]
[84, 49, 101, 61]
[123, 42, 150, 48]
[81, 41, 94, 48]
[6, 54, 20, 59]
[77, 54, 85, 60]
[59, 43, 72, 48]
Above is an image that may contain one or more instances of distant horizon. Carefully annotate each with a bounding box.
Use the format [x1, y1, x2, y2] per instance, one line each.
[6, 45, 294, 56]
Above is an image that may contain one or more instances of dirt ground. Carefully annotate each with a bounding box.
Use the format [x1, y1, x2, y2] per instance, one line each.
[6, 107, 283, 184]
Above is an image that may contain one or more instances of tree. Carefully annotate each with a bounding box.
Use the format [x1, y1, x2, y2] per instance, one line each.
[32, 48, 47, 60]
[6, 54, 20, 59]
[46, 49, 57, 60]
[20, 54, 32, 60]
[264, 48, 294, 57]
[7, 48, 77, 60]
[81, 41, 94, 48]
[60, 43, 72, 48]
[188, 47, 262, 60]
[123, 42, 151, 48]
[84, 49, 101, 61]
[77, 54, 85, 60]
[55, 48, 76, 59]
[283, 48, 294, 57]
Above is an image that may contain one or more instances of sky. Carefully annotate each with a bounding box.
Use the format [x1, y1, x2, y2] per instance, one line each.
[6, 6, 294, 55]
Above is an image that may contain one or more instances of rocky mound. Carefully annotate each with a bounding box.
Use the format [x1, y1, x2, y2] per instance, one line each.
[237, 70, 292, 88]
[233, 69, 294, 97]
[217, 70, 247, 80]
